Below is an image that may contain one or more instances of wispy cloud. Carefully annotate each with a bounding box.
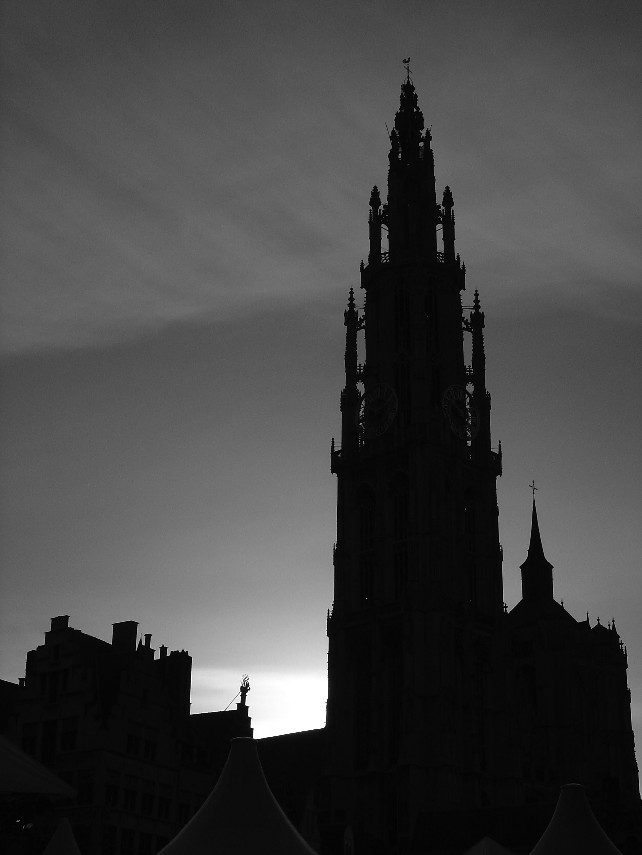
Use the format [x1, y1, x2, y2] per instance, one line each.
[3, 2, 640, 353]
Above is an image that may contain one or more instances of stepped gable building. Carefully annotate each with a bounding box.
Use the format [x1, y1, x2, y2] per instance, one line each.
[1, 616, 252, 855]
[315, 76, 641, 854]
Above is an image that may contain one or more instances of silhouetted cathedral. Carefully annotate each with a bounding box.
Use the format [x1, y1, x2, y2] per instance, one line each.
[317, 77, 641, 853]
[2, 75, 640, 855]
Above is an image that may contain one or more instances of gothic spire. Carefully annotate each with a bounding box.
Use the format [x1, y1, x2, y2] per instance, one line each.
[520, 497, 554, 602]
[386, 77, 438, 261]
[391, 79, 425, 165]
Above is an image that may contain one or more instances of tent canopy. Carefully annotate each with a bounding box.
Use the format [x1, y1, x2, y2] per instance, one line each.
[0, 734, 75, 797]
[159, 737, 317, 855]
[530, 783, 622, 855]
[464, 835, 515, 855]
[42, 818, 82, 855]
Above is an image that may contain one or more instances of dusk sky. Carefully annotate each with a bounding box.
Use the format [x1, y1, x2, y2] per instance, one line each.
[1, 0, 640, 775]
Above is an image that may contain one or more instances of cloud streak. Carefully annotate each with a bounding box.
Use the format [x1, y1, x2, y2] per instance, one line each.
[3, 1, 640, 353]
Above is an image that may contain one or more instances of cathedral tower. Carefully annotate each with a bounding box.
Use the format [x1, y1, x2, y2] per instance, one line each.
[325, 77, 505, 852]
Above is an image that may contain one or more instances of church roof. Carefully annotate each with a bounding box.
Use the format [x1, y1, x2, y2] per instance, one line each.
[158, 737, 318, 855]
[508, 594, 574, 628]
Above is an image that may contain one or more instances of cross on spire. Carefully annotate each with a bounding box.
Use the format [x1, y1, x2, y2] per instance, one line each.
[529, 480, 538, 499]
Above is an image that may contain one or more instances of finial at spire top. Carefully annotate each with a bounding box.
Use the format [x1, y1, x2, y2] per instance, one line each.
[402, 56, 411, 82]
[529, 479, 538, 500]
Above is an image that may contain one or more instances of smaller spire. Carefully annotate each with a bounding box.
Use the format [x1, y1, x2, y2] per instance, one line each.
[520, 496, 554, 603]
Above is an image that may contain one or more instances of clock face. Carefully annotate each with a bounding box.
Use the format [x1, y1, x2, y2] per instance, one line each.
[358, 383, 398, 439]
[441, 384, 480, 441]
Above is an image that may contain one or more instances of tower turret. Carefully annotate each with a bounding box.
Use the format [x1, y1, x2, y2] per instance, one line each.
[368, 186, 382, 265]
[339, 288, 359, 459]
[442, 185, 455, 262]
[470, 289, 493, 464]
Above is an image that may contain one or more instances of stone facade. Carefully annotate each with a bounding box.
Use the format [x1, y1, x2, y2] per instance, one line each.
[1, 616, 252, 855]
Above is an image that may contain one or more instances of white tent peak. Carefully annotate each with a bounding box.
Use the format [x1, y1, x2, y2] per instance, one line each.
[530, 783, 622, 854]
[464, 835, 515, 855]
[42, 817, 82, 855]
[158, 737, 318, 855]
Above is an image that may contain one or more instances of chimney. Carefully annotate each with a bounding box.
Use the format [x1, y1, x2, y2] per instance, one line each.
[144, 633, 152, 648]
[112, 620, 138, 654]
[50, 615, 70, 632]
[160, 645, 168, 660]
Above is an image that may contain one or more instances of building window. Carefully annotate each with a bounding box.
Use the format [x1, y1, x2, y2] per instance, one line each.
[41, 719, 58, 763]
[394, 282, 410, 350]
[101, 825, 116, 855]
[394, 545, 408, 600]
[21, 721, 38, 756]
[122, 775, 138, 812]
[77, 770, 94, 805]
[143, 739, 157, 762]
[394, 359, 411, 425]
[104, 770, 120, 807]
[359, 555, 373, 606]
[464, 491, 475, 552]
[60, 717, 78, 751]
[354, 649, 372, 770]
[358, 490, 375, 551]
[44, 669, 68, 702]
[140, 791, 155, 817]
[138, 832, 153, 855]
[126, 722, 141, 756]
[157, 796, 171, 821]
[120, 828, 135, 855]
[392, 483, 409, 541]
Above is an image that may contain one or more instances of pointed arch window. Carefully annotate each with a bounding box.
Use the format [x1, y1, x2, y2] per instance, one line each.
[394, 281, 411, 351]
[464, 489, 475, 553]
[359, 555, 374, 606]
[390, 474, 410, 599]
[394, 545, 408, 601]
[390, 475, 409, 541]
[358, 486, 376, 552]
[394, 358, 411, 426]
